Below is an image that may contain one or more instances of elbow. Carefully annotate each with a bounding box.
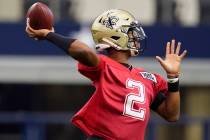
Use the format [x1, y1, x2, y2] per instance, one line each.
[165, 114, 180, 122]
[166, 118, 179, 122]
[72, 49, 98, 67]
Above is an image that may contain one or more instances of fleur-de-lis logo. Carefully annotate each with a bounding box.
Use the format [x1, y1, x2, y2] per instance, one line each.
[101, 13, 119, 29]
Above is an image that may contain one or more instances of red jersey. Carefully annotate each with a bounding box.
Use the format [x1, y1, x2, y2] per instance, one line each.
[72, 55, 167, 140]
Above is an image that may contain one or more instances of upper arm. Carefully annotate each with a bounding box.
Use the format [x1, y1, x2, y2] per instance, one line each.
[154, 98, 167, 118]
[151, 74, 168, 115]
[68, 40, 99, 67]
[78, 55, 105, 82]
[150, 92, 166, 111]
[151, 92, 168, 120]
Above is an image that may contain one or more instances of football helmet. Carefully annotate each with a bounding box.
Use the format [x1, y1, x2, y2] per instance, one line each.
[91, 9, 147, 56]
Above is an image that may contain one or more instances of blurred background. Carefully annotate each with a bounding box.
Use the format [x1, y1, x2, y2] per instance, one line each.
[0, 0, 210, 140]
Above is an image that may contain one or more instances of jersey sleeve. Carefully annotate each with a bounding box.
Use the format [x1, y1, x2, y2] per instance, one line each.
[77, 55, 105, 82]
[150, 73, 168, 111]
[154, 73, 168, 95]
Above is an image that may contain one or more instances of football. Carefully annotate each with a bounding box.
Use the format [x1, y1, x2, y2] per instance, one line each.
[26, 2, 54, 30]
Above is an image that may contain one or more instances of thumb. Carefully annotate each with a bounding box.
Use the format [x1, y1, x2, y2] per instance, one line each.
[155, 56, 165, 67]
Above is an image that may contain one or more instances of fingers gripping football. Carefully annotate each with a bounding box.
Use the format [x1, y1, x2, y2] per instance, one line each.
[25, 18, 54, 40]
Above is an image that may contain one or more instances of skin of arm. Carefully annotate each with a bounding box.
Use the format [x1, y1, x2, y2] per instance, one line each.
[155, 40, 187, 122]
[68, 40, 99, 67]
[156, 91, 180, 122]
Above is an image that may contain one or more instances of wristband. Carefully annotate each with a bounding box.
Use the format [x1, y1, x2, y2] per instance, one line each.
[167, 77, 179, 83]
[168, 77, 179, 92]
[46, 32, 76, 53]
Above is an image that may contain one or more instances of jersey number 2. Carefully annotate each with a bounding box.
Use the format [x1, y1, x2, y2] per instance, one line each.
[123, 79, 146, 120]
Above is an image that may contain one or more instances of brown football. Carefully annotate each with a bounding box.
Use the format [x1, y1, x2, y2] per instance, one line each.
[26, 2, 54, 30]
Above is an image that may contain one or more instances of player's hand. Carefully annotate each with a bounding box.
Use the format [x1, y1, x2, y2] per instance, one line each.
[25, 18, 54, 40]
[156, 39, 187, 77]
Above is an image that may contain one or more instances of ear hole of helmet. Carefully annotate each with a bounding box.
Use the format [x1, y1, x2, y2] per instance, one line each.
[111, 36, 120, 40]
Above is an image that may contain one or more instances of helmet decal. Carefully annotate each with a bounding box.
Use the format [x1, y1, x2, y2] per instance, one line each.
[101, 13, 119, 29]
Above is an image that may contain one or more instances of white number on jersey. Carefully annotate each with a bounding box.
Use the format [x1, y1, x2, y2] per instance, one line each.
[123, 79, 146, 120]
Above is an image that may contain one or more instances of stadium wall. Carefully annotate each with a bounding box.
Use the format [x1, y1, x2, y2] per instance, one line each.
[0, 23, 209, 85]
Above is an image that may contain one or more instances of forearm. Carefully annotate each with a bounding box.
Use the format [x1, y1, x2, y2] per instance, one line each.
[46, 32, 99, 67]
[157, 77, 180, 122]
[165, 76, 180, 120]
[163, 91, 180, 121]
